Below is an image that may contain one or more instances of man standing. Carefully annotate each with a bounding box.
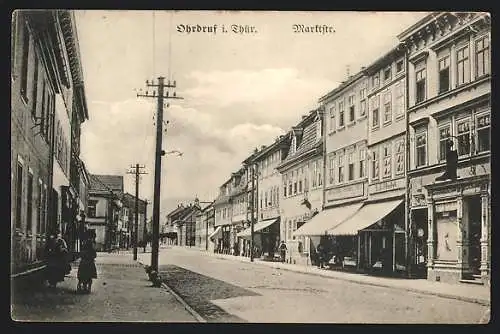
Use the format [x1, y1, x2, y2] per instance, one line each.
[279, 241, 287, 263]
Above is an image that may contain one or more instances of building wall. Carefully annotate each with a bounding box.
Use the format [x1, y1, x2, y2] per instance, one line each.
[256, 149, 282, 221]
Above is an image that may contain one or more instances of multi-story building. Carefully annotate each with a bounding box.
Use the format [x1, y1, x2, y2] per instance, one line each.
[175, 199, 202, 247]
[87, 174, 124, 251]
[398, 12, 491, 284]
[238, 136, 291, 259]
[213, 179, 233, 253]
[195, 201, 215, 250]
[277, 109, 324, 266]
[121, 193, 147, 248]
[11, 10, 89, 276]
[162, 204, 185, 245]
[228, 168, 248, 255]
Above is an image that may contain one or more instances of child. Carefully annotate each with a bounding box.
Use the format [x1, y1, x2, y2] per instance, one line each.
[77, 239, 97, 293]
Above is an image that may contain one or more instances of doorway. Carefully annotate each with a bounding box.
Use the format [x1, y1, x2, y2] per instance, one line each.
[412, 208, 428, 278]
[467, 196, 482, 276]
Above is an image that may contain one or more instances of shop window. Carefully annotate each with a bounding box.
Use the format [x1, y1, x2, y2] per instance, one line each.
[475, 36, 490, 78]
[436, 210, 458, 261]
[438, 124, 451, 161]
[438, 54, 450, 94]
[456, 118, 471, 157]
[476, 113, 490, 152]
[457, 45, 470, 86]
[415, 132, 427, 167]
[16, 163, 23, 229]
[26, 172, 33, 234]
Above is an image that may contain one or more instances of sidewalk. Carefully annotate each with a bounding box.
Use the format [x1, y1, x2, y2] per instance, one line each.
[170, 246, 490, 306]
[11, 252, 198, 322]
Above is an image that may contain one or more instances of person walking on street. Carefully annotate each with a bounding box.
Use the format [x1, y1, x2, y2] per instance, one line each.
[77, 238, 98, 293]
[45, 229, 70, 288]
[316, 242, 325, 269]
[279, 241, 287, 263]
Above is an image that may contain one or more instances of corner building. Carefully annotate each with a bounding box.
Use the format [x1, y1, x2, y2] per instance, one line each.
[398, 12, 491, 284]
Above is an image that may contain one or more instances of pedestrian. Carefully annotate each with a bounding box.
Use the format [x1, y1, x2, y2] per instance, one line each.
[279, 241, 287, 263]
[316, 242, 325, 269]
[45, 229, 70, 288]
[77, 238, 97, 293]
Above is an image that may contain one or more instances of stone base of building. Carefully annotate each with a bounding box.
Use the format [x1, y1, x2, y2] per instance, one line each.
[427, 267, 462, 284]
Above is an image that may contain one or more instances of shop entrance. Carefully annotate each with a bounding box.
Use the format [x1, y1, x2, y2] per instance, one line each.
[412, 208, 428, 278]
[467, 196, 482, 276]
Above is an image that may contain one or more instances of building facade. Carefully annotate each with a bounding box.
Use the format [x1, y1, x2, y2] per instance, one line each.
[121, 193, 147, 248]
[277, 109, 324, 266]
[213, 179, 233, 254]
[11, 10, 89, 275]
[87, 174, 124, 251]
[398, 12, 491, 284]
[195, 201, 215, 251]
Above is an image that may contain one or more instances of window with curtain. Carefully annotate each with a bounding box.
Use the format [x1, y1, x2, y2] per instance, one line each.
[359, 87, 367, 117]
[438, 53, 450, 94]
[383, 90, 392, 124]
[371, 150, 379, 180]
[339, 100, 345, 127]
[329, 105, 336, 132]
[383, 145, 392, 178]
[476, 113, 490, 153]
[475, 35, 490, 78]
[457, 45, 470, 86]
[456, 118, 471, 156]
[395, 140, 405, 175]
[439, 124, 451, 161]
[359, 148, 366, 178]
[371, 95, 380, 128]
[415, 132, 427, 167]
[415, 64, 427, 103]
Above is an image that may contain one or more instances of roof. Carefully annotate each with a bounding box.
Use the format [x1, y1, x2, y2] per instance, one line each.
[279, 115, 322, 168]
[121, 193, 147, 213]
[247, 134, 291, 163]
[167, 205, 186, 218]
[397, 12, 443, 41]
[89, 174, 124, 196]
[319, 71, 366, 103]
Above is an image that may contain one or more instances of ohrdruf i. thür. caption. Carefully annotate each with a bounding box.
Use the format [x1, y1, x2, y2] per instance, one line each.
[177, 24, 258, 35]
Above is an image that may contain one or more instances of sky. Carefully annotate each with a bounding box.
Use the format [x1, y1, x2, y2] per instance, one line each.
[74, 10, 430, 216]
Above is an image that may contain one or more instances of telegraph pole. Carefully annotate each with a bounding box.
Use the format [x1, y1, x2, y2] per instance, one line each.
[136, 77, 183, 273]
[127, 164, 147, 260]
[143, 199, 150, 253]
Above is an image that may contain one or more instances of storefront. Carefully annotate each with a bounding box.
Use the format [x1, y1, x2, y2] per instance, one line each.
[237, 217, 280, 259]
[327, 199, 405, 275]
[423, 174, 490, 284]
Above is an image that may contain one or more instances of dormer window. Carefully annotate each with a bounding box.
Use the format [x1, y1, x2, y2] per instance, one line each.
[291, 135, 297, 154]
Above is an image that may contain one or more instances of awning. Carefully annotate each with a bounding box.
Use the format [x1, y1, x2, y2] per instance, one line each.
[237, 218, 279, 239]
[293, 203, 363, 236]
[328, 199, 403, 236]
[209, 226, 222, 241]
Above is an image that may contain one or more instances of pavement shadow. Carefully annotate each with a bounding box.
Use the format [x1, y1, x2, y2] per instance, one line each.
[159, 264, 260, 322]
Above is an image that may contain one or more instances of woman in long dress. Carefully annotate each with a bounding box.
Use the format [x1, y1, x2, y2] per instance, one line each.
[77, 239, 97, 293]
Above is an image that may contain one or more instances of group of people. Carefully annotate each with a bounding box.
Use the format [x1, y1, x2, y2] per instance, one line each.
[44, 227, 98, 293]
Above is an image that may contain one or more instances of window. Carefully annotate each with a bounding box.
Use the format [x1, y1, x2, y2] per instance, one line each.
[348, 151, 355, 181]
[27, 172, 33, 234]
[312, 162, 317, 188]
[476, 36, 490, 77]
[438, 124, 451, 161]
[394, 81, 404, 119]
[16, 163, 23, 229]
[395, 140, 404, 175]
[283, 176, 287, 197]
[359, 88, 367, 117]
[383, 91, 392, 124]
[396, 59, 404, 73]
[328, 154, 335, 184]
[265, 191, 268, 208]
[31, 56, 39, 118]
[21, 23, 30, 100]
[372, 74, 380, 88]
[329, 106, 336, 132]
[371, 95, 380, 128]
[338, 100, 345, 127]
[348, 95, 355, 122]
[88, 199, 98, 218]
[288, 177, 292, 196]
[456, 118, 471, 156]
[37, 181, 42, 235]
[338, 154, 344, 183]
[383, 145, 392, 178]
[298, 179, 303, 193]
[318, 160, 323, 186]
[384, 66, 392, 81]
[457, 45, 470, 86]
[415, 66, 426, 103]
[359, 148, 366, 178]
[415, 132, 427, 167]
[438, 54, 450, 94]
[371, 150, 379, 180]
[294, 175, 297, 194]
[476, 113, 490, 152]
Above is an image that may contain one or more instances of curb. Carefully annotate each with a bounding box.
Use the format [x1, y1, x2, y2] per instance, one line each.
[136, 259, 207, 323]
[192, 249, 491, 307]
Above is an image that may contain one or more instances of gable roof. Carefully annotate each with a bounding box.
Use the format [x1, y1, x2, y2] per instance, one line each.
[89, 174, 124, 196]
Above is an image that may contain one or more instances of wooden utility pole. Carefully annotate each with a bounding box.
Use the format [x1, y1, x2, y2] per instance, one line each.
[143, 199, 150, 252]
[127, 164, 147, 260]
[136, 77, 183, 273]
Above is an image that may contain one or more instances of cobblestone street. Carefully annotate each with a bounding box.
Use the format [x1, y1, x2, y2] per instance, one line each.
[11, 252, 197, 322]
[139, 247, 490, 323]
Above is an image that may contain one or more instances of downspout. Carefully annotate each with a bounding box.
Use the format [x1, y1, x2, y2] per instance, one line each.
[403, 44, 412, 278]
